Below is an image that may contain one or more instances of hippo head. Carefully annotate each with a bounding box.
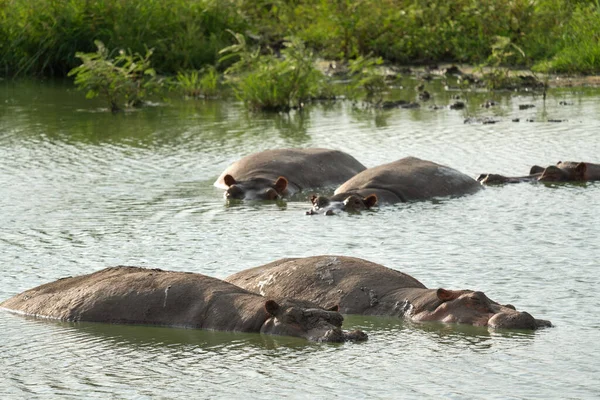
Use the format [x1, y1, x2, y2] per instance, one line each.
[223, 175, 288, 200]
[260, 299, 367, 342]
[538, 162, 586, 182]
[476, 173, 513, 185]
[412, 289, 551, 330]
[306, 193, 378, 215]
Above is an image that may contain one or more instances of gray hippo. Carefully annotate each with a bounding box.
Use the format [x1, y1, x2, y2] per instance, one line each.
[478, 161, 600, 185]
[226, 256, 552, 330]
[307, 157, 482, 214]
[214, 148, 366, 200]
[0, 266, 367, 343]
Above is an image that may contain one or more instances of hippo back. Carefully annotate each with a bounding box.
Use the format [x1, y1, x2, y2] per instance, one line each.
[334, 157, 481, 203]
[556, 161, 600, 181]
[214, 148, 367, 191]
[0, 267, 267, 332]
[226, 255, 426, 315]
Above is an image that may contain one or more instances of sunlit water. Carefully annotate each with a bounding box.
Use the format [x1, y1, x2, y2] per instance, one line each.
[1, 79, 599, 399]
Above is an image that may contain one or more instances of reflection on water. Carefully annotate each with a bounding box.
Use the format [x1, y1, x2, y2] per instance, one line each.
[1, 79, 599, 399]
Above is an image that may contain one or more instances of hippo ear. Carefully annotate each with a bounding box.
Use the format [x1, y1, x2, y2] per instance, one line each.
[264, 300, 280, 316]
[223, 174, 237, 187]
[327, 304, 340, 312]
[529, 165, 544, 175]
[273, 176, 288, 194]
[364, 194, 378, 208]
[310, 194, 318, 205]
[437, 288, 460, 302]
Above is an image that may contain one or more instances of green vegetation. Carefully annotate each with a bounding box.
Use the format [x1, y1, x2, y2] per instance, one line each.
[68, 41, 167, 112]
[175, 66, 220, 99]
[2, 0, 600, 110]
[0, 0, 245, 77]
[346, 56, 387, 105]
[220, 34, 323, 112]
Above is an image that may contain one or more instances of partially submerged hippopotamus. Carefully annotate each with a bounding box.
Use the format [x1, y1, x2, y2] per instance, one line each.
[307, 157, 482, 214]
[226, 256, 552, 330]
[0, 266, 367, 343]
[478, 161, 600, 185]
[214, 148, 366, 200]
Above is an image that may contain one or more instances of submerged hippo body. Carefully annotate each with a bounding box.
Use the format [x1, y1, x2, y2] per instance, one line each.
[308, 157, 482, 214]
[0, 267, 367, 342]
[226, 256, 551, 330]
[478, 161, 600, 185]
[214, 148, 367, 200]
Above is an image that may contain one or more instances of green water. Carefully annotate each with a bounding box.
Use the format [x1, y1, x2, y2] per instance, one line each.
[1, 79, 599, 399]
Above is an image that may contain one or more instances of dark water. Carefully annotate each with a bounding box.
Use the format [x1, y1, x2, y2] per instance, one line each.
[1, 79, 599, 399]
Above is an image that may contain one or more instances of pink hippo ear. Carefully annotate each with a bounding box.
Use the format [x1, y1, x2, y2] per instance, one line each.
[273, 176, 288, 194]
[327, 305, 340, 312]
[223, 174, 237, 187]
[264, 300, 280, 316]
[364, 194, 378, 209]
[436, 288, 461, 302]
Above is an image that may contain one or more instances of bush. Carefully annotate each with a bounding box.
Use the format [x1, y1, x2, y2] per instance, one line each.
[534, 3, 600, 74]
[0, 0, 245, 77]
[175, 66, 220, 99]
[68, 41, 167, 112]
[220, 34, 324, 112]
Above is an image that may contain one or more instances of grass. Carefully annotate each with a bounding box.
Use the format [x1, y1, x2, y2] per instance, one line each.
[2, 0, 600, 81]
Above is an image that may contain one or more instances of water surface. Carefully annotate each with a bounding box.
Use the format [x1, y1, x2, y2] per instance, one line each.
[1, 79, 599, 399]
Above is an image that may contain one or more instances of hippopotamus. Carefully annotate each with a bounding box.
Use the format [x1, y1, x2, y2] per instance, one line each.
[214, 148, 367, 200]
[0, 266, 367, 343]
[478, 161, 600, 185]
[307, 157, 482, 214]
[225, 256, 552, 330]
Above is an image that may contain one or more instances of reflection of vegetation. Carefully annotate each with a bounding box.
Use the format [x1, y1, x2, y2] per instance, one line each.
[68, 41, 168, 112]
[220, 33, 323, 112]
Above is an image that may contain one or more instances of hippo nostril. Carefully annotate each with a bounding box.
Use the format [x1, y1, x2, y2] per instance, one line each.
[345, 330, 368, 342]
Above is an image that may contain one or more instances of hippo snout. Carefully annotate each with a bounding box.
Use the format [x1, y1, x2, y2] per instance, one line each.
[488, 311, 552, 330]
[320, 327, 368, 342]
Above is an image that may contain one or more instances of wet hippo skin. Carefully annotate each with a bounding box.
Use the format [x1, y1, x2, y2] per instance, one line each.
[307, 156, 482, 214]
[478, 161, 600, 185]
[0, 266, 367, 342]
[226, 256, 551, 330]
[214, 148, 367, 200]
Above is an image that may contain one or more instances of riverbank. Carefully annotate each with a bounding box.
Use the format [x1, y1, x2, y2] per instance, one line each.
[1, 0, 599, 78]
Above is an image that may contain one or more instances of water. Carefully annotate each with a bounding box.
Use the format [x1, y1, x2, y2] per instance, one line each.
[1, 79, 599, 399]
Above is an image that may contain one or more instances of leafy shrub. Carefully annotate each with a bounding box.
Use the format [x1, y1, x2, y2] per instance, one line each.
[534, 3, 600, 74]
[220, 34, 324, 112]
[346, 56, 387, 104]
[175, 66, 220, 99]
[68, 41, 167, 112]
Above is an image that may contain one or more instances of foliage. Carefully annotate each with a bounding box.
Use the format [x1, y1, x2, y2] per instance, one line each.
[2, 0, 600, 78]
[175, 66, 220, 99]
[533, 3, 600, 74]
[474, 36, 526, 90]
[0, 0, 246, 77]
[68, 41, 167, 112]
[346, 56, 387, 104]
[220, 34, 324, 112]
